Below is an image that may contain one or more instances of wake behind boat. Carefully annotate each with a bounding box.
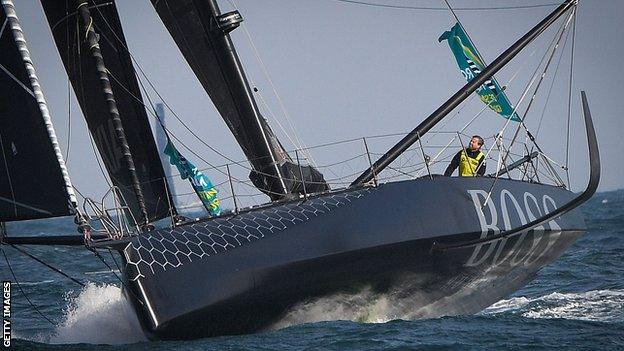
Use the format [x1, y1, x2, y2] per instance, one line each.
[0, 0, 599, 340]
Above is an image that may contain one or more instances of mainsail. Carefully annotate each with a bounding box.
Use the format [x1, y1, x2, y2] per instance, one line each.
[0, 1, 77, 222]
[40, 0, 174, 225]
[150, 0, 328, 200]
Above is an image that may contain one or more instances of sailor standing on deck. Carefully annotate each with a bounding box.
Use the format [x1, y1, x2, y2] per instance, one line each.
[444, 135, 486, 177]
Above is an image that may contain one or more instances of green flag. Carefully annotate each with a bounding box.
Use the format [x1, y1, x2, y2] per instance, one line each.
[164, 140, 221, 216]
[439, 23, 521, 122]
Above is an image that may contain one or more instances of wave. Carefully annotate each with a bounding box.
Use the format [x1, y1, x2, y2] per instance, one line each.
[83, 270, 120, 275]
[272, 287, 624, 331]
[270, 287, 394, 330]
[482, 289, 624, 323]
[48, 282, 147, 345]
[10, 279, 55, 286]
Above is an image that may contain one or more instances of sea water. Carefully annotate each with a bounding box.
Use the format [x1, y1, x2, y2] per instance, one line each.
[2, 190, 623, 350]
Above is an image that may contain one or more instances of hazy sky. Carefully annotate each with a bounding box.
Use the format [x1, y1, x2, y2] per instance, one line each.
[9, 0, 624, 202]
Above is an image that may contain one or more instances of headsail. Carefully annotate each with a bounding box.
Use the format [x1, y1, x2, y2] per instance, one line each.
[0, 1, 77, 222]
[40, 0, 174, 225]
[439, 23, 522, 122]
[150, 0, 329, 200]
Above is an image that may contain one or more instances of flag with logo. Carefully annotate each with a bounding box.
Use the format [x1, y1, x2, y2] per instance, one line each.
[164, 140, 220, 216]
[439, 23, 521, 122]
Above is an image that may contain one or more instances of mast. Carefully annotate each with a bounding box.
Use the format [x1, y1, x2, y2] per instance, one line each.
[74, 0, 149, 226]
[351, 0, 576, 187]
[204, 0, 289, 197]
[150, 0, 329, 200]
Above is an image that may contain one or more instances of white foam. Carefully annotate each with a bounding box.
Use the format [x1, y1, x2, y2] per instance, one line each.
[83, 270, 120, 276]
[271, 270, 518, 330]
[270, 287, 396, 329]
[483, 289, 624, 323]
[270, 278, 479, 330]
[11, 280, 55, 286]
[274, 286, 624, 330]
[482, 296, 532, 314]
[49, 282, 147, 345]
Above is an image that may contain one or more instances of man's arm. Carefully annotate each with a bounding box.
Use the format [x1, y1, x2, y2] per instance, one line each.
[444, 151, 461, 176]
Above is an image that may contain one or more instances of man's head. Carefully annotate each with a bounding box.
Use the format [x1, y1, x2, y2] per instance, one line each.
[469, 135, 484, 151]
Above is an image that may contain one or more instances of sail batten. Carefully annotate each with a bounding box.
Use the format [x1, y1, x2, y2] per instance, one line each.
[0, 0, 77, 221]
[41, 0, 175, 225]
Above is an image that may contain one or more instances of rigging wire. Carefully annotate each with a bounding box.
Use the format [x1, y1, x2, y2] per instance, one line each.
[0, 133, 17, 218]
[65, 75, 72, 164]
[526, 11, 573, 186]
[0, 16, 6, 37]
[88, 2, 334, 199]
[1, 245, 58, 326]
[411, 0, 549, 177]
[67, 6, 262, 206]
[479, 9, 574, 205]
[226, 0, 317, 166]
[413, 37, 542, 179]
[85, 2, 420, 195]
[512, 10, 575, 183]
[564, 9, 577, 189]
[8, 244, 85, 287]
[87, 130, 113, 189]
[329, 0, 561, 11]
[533, 24, 571, 139]
[72, 10, 115, 193]
[479, 7, 572, 178]
[443, 0, 460, 24]
[88, 5, 239, 166]
[105, 70, 237, 180]
[69, 1, 574, 197]
[473, 12, 572, 205]
[106, 66, 326, 199]
[64, 1, 72, 164]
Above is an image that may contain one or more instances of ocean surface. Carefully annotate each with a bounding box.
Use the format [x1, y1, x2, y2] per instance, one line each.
[1, 189, 623, 350]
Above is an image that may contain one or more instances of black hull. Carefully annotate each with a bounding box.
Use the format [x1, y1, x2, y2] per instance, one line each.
[121, 176, 585, 340]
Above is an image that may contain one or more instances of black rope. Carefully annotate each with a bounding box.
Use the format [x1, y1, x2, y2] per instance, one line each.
[9, 245, 85, 288]
[1, 245, 56, 326]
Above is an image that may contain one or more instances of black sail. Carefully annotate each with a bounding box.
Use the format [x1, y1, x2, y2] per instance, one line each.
[150, 0, 328, 199]
[0, 2, 76, 221]
[40, 0, 174, 224]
